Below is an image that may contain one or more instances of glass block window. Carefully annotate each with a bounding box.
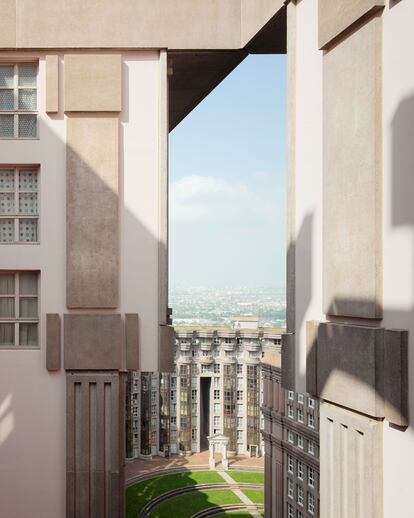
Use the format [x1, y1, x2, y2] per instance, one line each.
[0, 271, 39, 347]
[0, 64, 38, 139]
[0, 167, 39, 242]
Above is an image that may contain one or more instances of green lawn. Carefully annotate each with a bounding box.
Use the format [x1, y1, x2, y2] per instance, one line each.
[240, 488, 264, 505]
[150, 489, 241, 518]
[126, 471, 223, 518]
[228, 471, 264, 485]
[211, 512, 264, 517]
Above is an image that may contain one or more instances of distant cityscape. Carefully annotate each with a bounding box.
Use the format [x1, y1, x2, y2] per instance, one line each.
[170, 286, 286, 328]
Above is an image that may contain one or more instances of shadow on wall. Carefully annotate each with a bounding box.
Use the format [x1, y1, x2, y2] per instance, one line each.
[284, 93, 414, 434]
[0, 70, 168, 516]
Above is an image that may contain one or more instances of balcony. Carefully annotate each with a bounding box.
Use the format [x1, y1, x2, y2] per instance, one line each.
[180, 343, 191, 352]
[197, 354, 213, 364]
[222, 342, 235, 352]
[244, 342, 260, 352]
[200, 342, 212, 351]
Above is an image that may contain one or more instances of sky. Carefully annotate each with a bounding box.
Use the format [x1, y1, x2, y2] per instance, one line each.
[169, 54, 287, 289]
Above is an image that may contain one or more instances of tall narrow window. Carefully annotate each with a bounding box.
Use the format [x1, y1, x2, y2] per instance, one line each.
[0, 271, 39, 347]
[0, 167, 39, 242]
[0, 64, 38, 139]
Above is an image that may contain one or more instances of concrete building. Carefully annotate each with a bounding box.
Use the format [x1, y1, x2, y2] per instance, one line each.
[125, 328, 282, 459]
[1, 1, 414, 517]
[262, 362, 320, 517]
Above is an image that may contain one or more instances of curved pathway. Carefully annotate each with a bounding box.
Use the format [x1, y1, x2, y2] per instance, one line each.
[191, 504, 264, 517]
[139, 482, 263, 518]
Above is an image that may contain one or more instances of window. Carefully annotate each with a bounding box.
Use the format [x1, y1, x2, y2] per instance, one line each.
[237, 417, 243, 428]
[308, 397, 315, 409]
[224, 337, 232, 344]
[191, 402, 197, 415]
[287, 430, 294, 444]
[236, 390, 243, 401]
[237, 377, 243, 389]
[214, 403, 220, 414]
[297, 394, 304, 405]
[287, 478, 294, 499]
[287, 405, 294, 419]
[236, 364, 243, 374]
[297, 485, 304, 506]
[191, 428, 197, 440]
[0, 64, 38, 139]
[287, 454, 294, 474]
[288, 390, 294, 400]
[170, 390, 176, 401]
[308, 467, 315, 488]
[213, 364, 220, 374]
[213, 337, 220, 344]
[171, 416, 177, 426]
[214, 390, 220, 400]
[308, 440, 315, 455]
[237, 430, 243, 440]
[191, 389, 197, 401]
[0, 167, 39, 243]
[297, 460, 304, 480]
[297, 408, 304, 423]
[214, 377, 220, 389]
[201, 364, 211, 373]
[297, 511, 303, 518]
[0, 271, 38, 347]
[308, 413, 315, 429]
[307, 492, 315, 514]
[214, 416, 220, 427]
[297, 435, 304, 449]
[287, 503, 294, 518]
[237, 403, 244, 415]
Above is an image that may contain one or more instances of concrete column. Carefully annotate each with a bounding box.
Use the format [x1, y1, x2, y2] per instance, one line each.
[209, 443, 215, 470]
[222, 443, 228, 470]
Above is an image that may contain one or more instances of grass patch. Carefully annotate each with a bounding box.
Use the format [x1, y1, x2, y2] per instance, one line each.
[126, 471, 223, 518]
[228, 471, 264, 485]
[214, 513, 253, 517]
[150, 489, 241, 518]
[241, 488, 264, 505]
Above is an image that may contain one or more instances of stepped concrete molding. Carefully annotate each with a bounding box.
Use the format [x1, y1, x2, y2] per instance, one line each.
[158, 324, 175, 372]
[0, 0, 284, 50]
[281, 332, 295, 390]
[45, 55, 59, 113]
[323, 15, 383, 319]
[66, 115, 119, 308]
[308, 322, 408, 426]
[320, 402, 383, 518]
[64, 314, 122, 370]
[319, 0, 385, 49]
[125, 314, 140, 371]
[66, 372, 125, 518]
[64, 54, 122, 112]
[46, 313, 61, 372]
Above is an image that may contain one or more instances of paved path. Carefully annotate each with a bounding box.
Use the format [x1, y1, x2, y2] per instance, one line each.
[125, 450, 263, 481]
[217, 470, 262, 518]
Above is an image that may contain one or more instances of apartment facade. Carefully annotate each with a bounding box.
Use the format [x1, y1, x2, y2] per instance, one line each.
[262, 362, 320, 518]
[126, 328, 282, 459]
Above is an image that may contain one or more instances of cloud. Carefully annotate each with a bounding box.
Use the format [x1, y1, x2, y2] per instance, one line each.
[170, 175, 274, 223]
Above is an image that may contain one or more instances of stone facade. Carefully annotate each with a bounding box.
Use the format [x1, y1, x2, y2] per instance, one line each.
[126, 328, 282, 459]
[262, 363, 320, 518]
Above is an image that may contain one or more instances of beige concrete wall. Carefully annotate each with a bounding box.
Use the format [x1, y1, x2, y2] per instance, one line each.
[318, 0, 385, 49]
[66, 115, 119, 308]
[320, 402, 383, 518]
[64, 54, 122, 112]
[291, 0, 324, 394]
[120, 52, 162, 372]
[323, 15, 383, 319]
[0, 54, 66, 518]
[11, 0, 242, 50]
[45, 55, 59, 113]
[382, 0, 414, 514]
